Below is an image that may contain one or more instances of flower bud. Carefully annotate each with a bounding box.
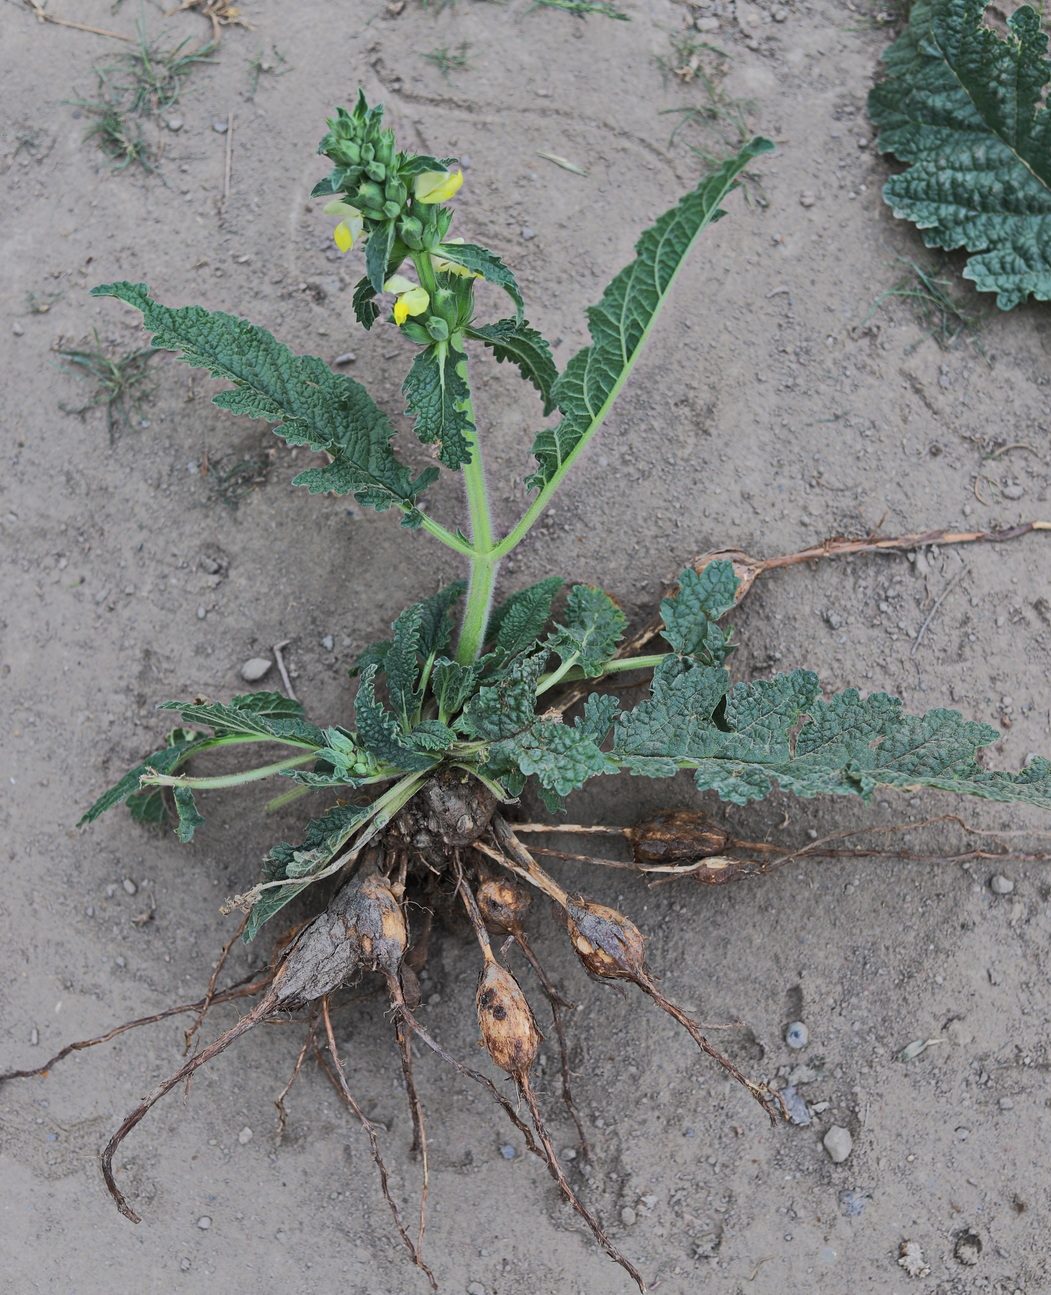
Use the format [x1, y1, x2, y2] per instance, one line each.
[425, 317, 449, 342]
[476, 962, 541, 1077]
[398, 215, 424, 250]
[382, 198, 402, 220]
[565, 897, 647, 982]
[384, 178, 407, 208]
[365, 160, 387, 183]
[629, 809, 729, 864]
[357, 180, 385, 211]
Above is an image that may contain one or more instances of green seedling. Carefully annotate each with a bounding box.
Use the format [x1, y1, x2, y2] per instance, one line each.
[420, 40, 473, 77]
[202, 450, 270, 508]
[58, 330, 156, 441]
[9, 93, 1050, 1289]
[79, 105, 157, 172]
[25, 289, 64, 315]
[246, 44, 290, 100]
[525, 0, 630, 18]
[865, 257, 987, 355]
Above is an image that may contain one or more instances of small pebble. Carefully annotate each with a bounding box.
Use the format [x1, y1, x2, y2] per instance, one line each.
[990, 874, 1014, 894]
[197, 604, 207, 620]
[115, 956, 126, 968]
[1002, 482, 1025, 500]
[998, 1097, 1014, 1111]
[771, 5, 788, 19]
[467, 1283, 486, 1295]
[180, 1258, 191, 1272]
[799, 191, 816, 207]
[122, 878, 138, 895]
[196, 1215, 212, 1230]
[333, 352, 357, 366]
[780, 1084, 811, 1126]
[620, 1206, 637, 1226]
[237, 1126, 253, 1144]
[785, 1021, 808, 1049]
[562, 1147, 577, 1159]
[521, 227, 536, 240]
[12, 321, 25, 336]
[30, 1027, 39, 1046]
[212, 120, 229, 133]
[167, 117, 183, 132]
[240, 657, 273, 683]
[321, 635, 334, 651]
[499, 1144, 516, 1160]
[823, 1125, 853, 1163]
[695, 14, 719, 28]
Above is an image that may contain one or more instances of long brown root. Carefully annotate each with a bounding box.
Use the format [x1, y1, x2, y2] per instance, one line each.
[319, 999, 436, 1290]
[102, 993, 276, 1221]
[0, 972, 272, 1084]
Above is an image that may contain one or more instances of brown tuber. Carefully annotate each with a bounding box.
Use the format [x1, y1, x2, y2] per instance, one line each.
[476, 962, 542, 1077]
[629, 808, 729, 864]
[476, 875, 531, 936]
[564, 896, 648, 982]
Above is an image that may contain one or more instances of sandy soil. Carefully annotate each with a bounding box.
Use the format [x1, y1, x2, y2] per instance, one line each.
[2, 1, 1050, 1292]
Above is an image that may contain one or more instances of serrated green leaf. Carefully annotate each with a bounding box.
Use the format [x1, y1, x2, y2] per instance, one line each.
[353, 638, 392, 677]
[869, 0, 1051, 308]
[246, 803, 370, 941]
[547, 584, 627, 675]
[387, 604, 425, 729]
[502, 718, 618, 797]
[713, 671, 821, 763]
[525, 138, 774, 493]
[173, 786, 205, 843]
[486, 577, 564, 667]
[157, 697, 325, 747]
[403, 339, 475, 470]
[431, 657, 482, 720]
[660, 562, 740, 657]
[90, 282, 432, 521]
[353, 666, 436, 771]
[352, 276, 380, 329]
[126, 787, 169, 825]
[466, 319, 558, 414]
[462, 652, 546, 739]
[575, 693, 621, 743]
[612, 657, 730, 760]
[79, 734, 207, 824]
[433, 242, 524, 322]
[409, 719, 457, 751]
[365, 219, 397, 294]
[416, 580, 468, 658]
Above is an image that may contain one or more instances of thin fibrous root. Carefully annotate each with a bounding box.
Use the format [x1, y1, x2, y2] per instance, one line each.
[274, 1020, 317, 1142]
[184, 910, 250, 1051]
[521, 1075, 645, 1292]
[512, 932, 592, 1162]
[319, 998, 437, 1290]
[394, 1009, 430, 1256]
[102, 993, 277, 1222]
[0, 973, 272, 1084]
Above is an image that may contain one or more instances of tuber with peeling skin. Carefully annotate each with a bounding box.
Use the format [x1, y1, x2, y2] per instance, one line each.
[629, 808, 729, 863]
[565, 895, 649, 982]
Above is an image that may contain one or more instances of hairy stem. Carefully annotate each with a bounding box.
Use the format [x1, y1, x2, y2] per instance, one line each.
[142, 752, 316, 789]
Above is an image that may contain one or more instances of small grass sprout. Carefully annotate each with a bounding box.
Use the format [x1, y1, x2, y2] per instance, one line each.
[524, 0, 630, 18]
[420, 40, 473, 77]
[246, 43, 290, 99]
[865, 257, 987, 355]
[57, 330, 157, 441]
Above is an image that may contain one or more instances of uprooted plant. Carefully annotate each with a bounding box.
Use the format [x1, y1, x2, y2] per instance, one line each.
[5, 94, 1051, 1290]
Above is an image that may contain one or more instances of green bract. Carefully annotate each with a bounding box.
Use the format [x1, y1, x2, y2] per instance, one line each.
[869, 0, 1051, 309]
[84, 94, 1051, 941]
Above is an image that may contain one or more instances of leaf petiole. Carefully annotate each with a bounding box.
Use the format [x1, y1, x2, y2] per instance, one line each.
[142, 752, 316, 790]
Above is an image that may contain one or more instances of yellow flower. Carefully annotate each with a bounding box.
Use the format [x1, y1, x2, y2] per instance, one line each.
[323, 199, 365, 253]
[431, 236, 479, 279]
[384, 275, 430, 325]
[413, 169, 464, 205]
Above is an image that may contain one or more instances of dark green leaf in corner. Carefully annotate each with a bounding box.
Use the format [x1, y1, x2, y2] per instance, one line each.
[90, 282, 434, 521]
[869, 0, 1051, 308]
[525, 137, 775, 493]
[466, 320, 558, 414]
[403, 339, 475, 470]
